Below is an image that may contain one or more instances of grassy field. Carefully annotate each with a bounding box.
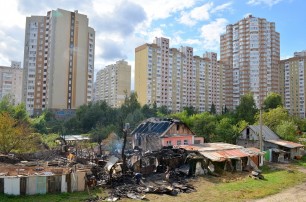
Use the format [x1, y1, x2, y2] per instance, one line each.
[294, 155, 306, 167]
[0, 165, 305, 202]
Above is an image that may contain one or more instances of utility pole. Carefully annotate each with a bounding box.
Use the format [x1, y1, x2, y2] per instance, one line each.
[259, 107, 263, 152]
[121, 123, 130, 174]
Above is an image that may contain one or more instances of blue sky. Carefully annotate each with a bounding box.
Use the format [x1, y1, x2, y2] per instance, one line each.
[0, 0, 305, 86]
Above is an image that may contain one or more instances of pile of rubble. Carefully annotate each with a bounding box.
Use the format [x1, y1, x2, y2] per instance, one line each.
[249, 170, 264, 180]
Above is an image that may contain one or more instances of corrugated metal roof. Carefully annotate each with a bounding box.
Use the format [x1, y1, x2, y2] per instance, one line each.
[218, 149, 249, 158]
[265, 139, 304, 148]
[248, 125, 280, 140]
[243, 147, 265, 156]
[177, 143, 264, 162]
[176, 143, 243, 151]
[199, 151, 225, 162]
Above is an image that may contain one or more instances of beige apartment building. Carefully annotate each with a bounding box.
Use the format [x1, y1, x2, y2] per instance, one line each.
[22, 9, 95, 115]
[135, 37, 223, 113]
[280, 52, 306, 118]
[0, 61, 23, 105]
[220, 15, 280, 110]
[94, 60, 131, 107]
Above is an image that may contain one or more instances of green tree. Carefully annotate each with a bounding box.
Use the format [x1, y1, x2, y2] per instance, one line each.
[235, 93, 258, 124]
[276, 120, 298, 141]
[222, 105, 229, 114]
[141, 104, 157, 118]
[191, 112, 217, 142]
[183, 106, 197, 116]
[214, 117, 238, 143]
[0, 96, 29, 122]
[157, 105, 170, 116]
[118, 92, 142, 137]
[263, 92, 283, 112]
[210, 103, 216, 114]
[0, 112, 39, 154]
[170, 110, 190, 125]
[256, 106, 289, 132]
[91, 124, 116, 155]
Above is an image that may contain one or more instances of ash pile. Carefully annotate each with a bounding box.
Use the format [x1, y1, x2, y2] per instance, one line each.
[89, 147, 200, 201]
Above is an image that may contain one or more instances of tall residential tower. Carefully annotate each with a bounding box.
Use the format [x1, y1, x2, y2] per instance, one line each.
[94, 60, 131, 107]
[220, 15, 280, 109]
[135, 37, 223, 113]
[0, 61, 23, 105]
[280, 51, 306, 118]
[22, 9, 95, 115]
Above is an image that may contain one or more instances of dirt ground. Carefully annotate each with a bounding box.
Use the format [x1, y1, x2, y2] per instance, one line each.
[250, 163, 306, 202]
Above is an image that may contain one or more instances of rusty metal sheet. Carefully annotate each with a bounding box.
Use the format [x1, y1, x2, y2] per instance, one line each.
[217, 149, 249, 159]
[265, 139, 304, 148]
[105, 156, 119, 171]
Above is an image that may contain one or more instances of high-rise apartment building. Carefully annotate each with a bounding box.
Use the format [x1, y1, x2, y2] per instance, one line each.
[135, 37, 223, 113]
[95, 60, 131, 107]
[22, 9, 95, 115]
[280, 52, 306, 118]
[220, 15, 280, 109]
[0, 61, 23, 104]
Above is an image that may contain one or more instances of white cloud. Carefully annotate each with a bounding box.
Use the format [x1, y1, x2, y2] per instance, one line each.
[211, 2, 233, 13]
[200, 18, 228, 50]
[179, 2, 213, 26]
[178, 2, 232, 26]
[247, 0, 283, 7]
[133, 0, 196, 21]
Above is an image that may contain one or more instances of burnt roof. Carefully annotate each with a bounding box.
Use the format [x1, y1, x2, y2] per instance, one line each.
[132, 119, 174, 135]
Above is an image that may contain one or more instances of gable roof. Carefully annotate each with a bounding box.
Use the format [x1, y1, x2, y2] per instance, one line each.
[246, 125, 280, 140]
[131, 118, 194, 137]
[131, 119, 173, 135]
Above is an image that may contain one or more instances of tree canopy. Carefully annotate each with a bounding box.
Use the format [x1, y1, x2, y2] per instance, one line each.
[0, 112, 40, 154]
[235, 93, 258, 124]
[263, 92, 283, 112]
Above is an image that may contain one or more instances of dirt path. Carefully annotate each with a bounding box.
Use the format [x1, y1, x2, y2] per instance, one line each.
[251, 163, 306, 202]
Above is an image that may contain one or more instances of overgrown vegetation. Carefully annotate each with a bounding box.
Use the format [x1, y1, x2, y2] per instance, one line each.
[0, 92, 305, 155]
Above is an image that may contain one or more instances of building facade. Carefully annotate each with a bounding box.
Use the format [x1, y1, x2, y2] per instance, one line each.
[220, 15, 280, 110]
[22, 9, 95, 115]
[0, 61, 23, 105]
[280, 52, 306, 118]
[94, 60, 131, 107]
[135, 37, 223, 113]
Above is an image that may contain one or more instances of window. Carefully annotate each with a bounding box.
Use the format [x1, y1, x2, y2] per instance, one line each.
[166, 140, 172, 146]
[184, 140, 188, 145]
[177, 140, 181, 145]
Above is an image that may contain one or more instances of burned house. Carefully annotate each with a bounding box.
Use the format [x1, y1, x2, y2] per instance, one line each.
[131, 118, 204, 152]
[237, 125, 304, 161]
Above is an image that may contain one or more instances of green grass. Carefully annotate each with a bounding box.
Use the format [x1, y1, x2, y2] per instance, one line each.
[294, 155, 306, 167]
[0, 188, 107, 202]
[215, 167, 305, 200]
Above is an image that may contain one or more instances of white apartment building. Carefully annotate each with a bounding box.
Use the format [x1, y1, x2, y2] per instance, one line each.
[220, 15, 280, 109]
[22, 9, 95, 115]
[95, 60, 131, 107]
[0, 61, 23, 104]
